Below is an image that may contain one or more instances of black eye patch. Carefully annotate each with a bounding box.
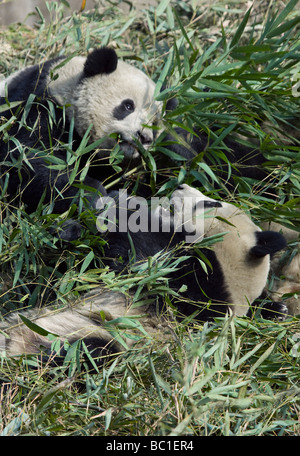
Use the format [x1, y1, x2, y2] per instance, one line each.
[113, 99, 135, 120]
[195, 200, 223, 210]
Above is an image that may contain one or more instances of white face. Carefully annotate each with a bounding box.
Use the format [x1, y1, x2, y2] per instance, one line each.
[49, 58, 161, 159]
[169, 184, 271, 316]
[170, 183, 259, 240]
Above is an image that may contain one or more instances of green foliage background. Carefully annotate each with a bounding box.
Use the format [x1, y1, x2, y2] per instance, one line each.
[0, 0, 299, 436]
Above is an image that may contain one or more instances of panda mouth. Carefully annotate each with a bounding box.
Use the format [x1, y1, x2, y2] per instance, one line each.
[118, 139, 141, 161]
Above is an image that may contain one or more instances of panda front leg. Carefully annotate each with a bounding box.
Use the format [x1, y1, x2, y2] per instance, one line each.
[247, 291, 288, 321]
[13, 161, 107, 241]
[6, 154, 107, 214]
[47, 174, 107, 241]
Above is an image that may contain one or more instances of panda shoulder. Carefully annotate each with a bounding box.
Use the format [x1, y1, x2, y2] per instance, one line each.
[1, 57, 63, 101]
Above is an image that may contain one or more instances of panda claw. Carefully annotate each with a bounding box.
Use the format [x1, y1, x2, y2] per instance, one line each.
[261, 301, 288, 321]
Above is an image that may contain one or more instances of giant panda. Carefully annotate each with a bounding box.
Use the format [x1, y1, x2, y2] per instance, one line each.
[158, 112, 300, 311]
[0, 184, 287, 364]
[0, 47, 161, 215]
[102, 184, 287, 319]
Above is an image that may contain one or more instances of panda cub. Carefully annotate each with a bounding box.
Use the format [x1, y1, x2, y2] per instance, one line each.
[103, 184, 287, 319]
[0, 47, 161, 214]
[0, 185, 287, 363]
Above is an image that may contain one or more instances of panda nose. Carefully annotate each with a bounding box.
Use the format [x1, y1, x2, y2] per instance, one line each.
[137, 130, 153, 145]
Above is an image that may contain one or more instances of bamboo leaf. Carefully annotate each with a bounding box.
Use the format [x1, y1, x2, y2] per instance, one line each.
[230, 7, 252, 48]
[266, 16, 300, 38]
[250, 343, 276, 374]
[19, 314, 59, 337]
[156, 0, 170, 16]
[79, 250, 95, 275]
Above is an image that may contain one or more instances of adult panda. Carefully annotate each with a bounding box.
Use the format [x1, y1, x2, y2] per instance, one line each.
[0, 185, 287, 362]
[0, 47, 161, 215]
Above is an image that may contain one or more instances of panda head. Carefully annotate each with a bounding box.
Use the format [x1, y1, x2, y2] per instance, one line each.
[49, 47, 161, 159]
[169, 184, 286, 316]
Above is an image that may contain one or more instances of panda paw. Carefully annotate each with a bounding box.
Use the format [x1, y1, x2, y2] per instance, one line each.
[261, 301, 288, 321]
[50, 219, 82, 242]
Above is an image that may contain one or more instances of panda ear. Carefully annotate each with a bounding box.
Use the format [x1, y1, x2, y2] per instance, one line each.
[83, 47, 118, 77]
[250, 231, 286, 258]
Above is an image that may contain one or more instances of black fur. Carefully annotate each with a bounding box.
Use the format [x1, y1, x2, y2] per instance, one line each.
[83, 47, 118, 77]
[105, 227, 230, 320]
[103, 204, 287, 321]
[250, 231, 287, 258]
[247, 289, 288, 320]
[201, 200, 222, 209]
[0, 58, 63, 101]
[260, 301, 288, 321]
[58, 336, 121, 370]
[0, 52, 115, 215]
[113, 99, 135, 120]
[162, 127, 270, 193]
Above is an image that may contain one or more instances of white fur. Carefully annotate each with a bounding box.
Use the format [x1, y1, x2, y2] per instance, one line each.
[1, 55, 161, 159]
[0, 186, 278, 358]
[1, 289, 162, 357]
[170, 184, 270, 316]
[0, 70, 20, 97]
[48, 57, 161, 154]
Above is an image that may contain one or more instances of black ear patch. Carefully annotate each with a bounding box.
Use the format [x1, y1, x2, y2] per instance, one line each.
[83, 47, 118, 77]
[250, 231, 286, 258]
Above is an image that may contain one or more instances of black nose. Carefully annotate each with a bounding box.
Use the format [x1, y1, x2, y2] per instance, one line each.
[137, 131, 152, 145]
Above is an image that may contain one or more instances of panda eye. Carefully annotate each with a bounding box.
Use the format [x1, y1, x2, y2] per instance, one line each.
[122, 99, 135, 112]
[113, 99, 135, 120]
[195, 200, 222, 210]
[203, 201, 222, 208]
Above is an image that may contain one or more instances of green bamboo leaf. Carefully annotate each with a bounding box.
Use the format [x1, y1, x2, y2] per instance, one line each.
[148, 353, 165, 408]
[250, 343, 276, 374]
[230, 7, 252, 48]
[0, 101, 22, 113]
[266, 16, 300, 38]
[19, 314, 59, 337]
[196, 162, 219, 183]
[268, 0, 299, 32]
[156, 0, 170, 16]
[79, 250, 95, 275]
[166, 5, 174, 29]
[105, 407, 113, 431]
[232, 44, 271, 54]
[1, 412, 30, 436]
[113, 16, 136, 39]
[232, 342, 264, 370]
[172, 7, 195, 51]
[105, 316, 149, 337]
[210, 123, 237, 148]
[21, 93, 36, 126]
[13, 253, 24, 287]
[188, 370, 217, 395]
[64, 339, 81, 373]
